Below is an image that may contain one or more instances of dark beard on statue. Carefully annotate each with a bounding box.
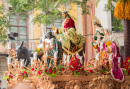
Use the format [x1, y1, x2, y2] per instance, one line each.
[64, 15, 67, 19]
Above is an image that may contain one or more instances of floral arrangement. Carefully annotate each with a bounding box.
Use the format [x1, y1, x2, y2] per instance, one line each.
[3, 75, 13, 82]
[57, 65, 65, 71]
[43, 67, 57, 78]
[21, 69, 30, 79]
[33, 48, 43, 54]
[123, 56, 130, 75]
[36, 67, 57, 78]
[99, 69, 109, 75]
[70, 55, 84, 77]
[114, 0, 130, 20]
[37, 69, 43, 78]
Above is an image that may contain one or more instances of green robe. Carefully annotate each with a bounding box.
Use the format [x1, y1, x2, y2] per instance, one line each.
[55, 20, 85, 54]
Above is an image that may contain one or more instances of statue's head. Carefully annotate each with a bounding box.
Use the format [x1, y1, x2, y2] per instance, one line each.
[15, 41, 24, 56]
[93, 16, 102, 28]
[45, 31, 54, 39]
[62, 11, 71, 19]
[104, 28, 112, 35]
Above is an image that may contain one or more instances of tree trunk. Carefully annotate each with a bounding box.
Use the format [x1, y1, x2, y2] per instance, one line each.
[123, 19, 130, 58]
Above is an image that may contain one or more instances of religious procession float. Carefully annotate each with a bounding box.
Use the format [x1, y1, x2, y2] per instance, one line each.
[3, 3, 130, 89]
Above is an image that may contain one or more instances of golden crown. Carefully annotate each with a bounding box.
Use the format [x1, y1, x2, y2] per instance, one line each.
[60, 4, 66, 12]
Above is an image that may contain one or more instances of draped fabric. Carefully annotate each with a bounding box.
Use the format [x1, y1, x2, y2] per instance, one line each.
[110, 42, 124, 82]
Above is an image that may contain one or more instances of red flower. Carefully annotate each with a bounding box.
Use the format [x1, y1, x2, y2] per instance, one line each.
[74, 67, 77, 70]
[89, 70, 93, 73]
[7, 78, 9, 81]
[54, 71, 56, 74]
[72, 68, 75, 72]
[9, 75, 13, 79]
[76, 62, 79, 66]
[31, 68, 34, 71]
[40, 70, 43, 71]
[62, 68, 65, 71]
[78, 69, 80, 72]
[96, 69, 99, 72]
[81, 68, 84, 71]
[128, 69, 130, 73]
[21, 73, 24, 75]
[49, 68, 53, 74]
[38, 71, 41, 75]
[46, 70, 48, 73]
[23, 71, 27, 74]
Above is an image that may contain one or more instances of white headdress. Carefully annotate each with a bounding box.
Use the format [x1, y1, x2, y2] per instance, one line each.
[104, 28, 120, 47]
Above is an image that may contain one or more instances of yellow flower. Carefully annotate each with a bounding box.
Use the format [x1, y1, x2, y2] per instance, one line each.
[114, 0, 125, 20]
[38, 48, 40, 51]
[125, 0, 130, 20]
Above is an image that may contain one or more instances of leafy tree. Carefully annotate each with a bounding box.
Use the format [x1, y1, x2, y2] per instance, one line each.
[7, 0, 90, 25]
[0, 0, 90, 43]
[0, 4, 10, 44]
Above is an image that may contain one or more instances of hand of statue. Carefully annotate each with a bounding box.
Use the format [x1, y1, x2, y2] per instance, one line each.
[52, 25, 55, 30]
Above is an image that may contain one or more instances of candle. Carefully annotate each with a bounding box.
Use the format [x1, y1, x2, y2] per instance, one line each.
[31, 57, 34, 64]
[54, 51, 58, 59]
[7, 57, 12, 64]
[118, 57, 121, 64]
[46, 51, 48, 57]
[33, 52, 37, 60]
[7, 42, 11, 49]
[42, 35, 45, 42]
[50, 38, 54, 48]
[20, 60, 24, 66]
[67, 55, 70, 63]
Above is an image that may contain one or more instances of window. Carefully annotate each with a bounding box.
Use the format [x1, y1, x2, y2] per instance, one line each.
[9, 13, 28, 43]
[46, 19, 62, 32]
[111, 12, 123, 31]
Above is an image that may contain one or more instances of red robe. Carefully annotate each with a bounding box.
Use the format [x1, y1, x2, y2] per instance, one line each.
[64, 18, 76, 30]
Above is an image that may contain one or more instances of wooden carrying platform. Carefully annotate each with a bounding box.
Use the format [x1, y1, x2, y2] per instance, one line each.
[7, 74, 130, 89]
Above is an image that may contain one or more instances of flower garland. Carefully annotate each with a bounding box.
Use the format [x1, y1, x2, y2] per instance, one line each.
[123, 56, 130, 75]
[70, 55, 84, 77]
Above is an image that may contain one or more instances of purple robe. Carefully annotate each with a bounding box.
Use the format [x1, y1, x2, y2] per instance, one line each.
[111, 42, 124, 82]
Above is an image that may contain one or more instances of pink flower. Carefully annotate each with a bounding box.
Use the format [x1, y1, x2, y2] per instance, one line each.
[38, 71, 41, 75]
[31, 68, 34, 71]
[9, 75, 13, 78]
[23, 71, 27, 74]
[7, 78, 9, 81]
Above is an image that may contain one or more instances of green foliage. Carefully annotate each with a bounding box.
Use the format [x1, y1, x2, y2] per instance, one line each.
[0, 4, 10, 44]
[3, 75, 9, 80]
[7, 0, 90, 26]
[8, 0, 36, 13]
[33, 0, 62, 25]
